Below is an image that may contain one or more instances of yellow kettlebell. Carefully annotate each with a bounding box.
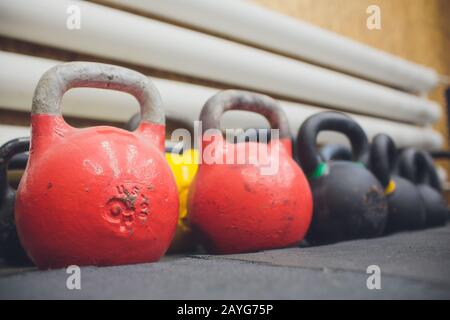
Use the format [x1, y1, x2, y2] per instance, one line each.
[126, 113, 199, 252]
[165, 148, 199, 252]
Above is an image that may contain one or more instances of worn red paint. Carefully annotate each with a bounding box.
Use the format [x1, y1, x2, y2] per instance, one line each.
[188, 135, 313, 254]
[15, 115, 179, 269]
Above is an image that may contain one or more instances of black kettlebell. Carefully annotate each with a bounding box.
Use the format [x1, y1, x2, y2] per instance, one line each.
[369, 134, 426, 233]
[297, 111, 388, 244]
[319, 144, 352, 161]
[399, 148, 447, 227]
[5, 152, 29, 190]
[430, 150, 450, 219]
[0, 137, 32, 265]
[9, 152, 28, 169]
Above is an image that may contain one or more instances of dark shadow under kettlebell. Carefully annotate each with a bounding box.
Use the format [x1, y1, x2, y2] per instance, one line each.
[369, 134, 426, 233]
[0, 137, 32, 266]
[399, 148, 448, 227]
[297, 112, 388, 244]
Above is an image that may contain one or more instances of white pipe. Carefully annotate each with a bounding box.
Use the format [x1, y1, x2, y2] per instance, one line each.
[0, 51, 443, 149]
[0, 0, 440, 125]
[0, 125, 30, 146]
[102, 0, 439, 94]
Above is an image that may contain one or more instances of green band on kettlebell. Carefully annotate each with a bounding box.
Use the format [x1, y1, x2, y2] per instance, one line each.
[309, 162, 328, 179]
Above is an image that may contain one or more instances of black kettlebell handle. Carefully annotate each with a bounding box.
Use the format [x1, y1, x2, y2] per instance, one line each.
[319, 144, 352, 162]
[200, 90, 290, 139]
[297, 111, 369, 176]
[369, 134, 397, 189]
[0, 137, 30, 201]
[431, 150, 450, 158]
[8, 153, 29, 170]
[399, 148, 442, 191]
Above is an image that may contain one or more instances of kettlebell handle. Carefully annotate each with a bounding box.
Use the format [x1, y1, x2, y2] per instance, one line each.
[399, 148, 442, 191]
[369, 134, 397, 189]
[431, 150, 450, 158]
[319, 144, 352, 162]
[32, 62, 164, 125]
[126, 112, 195, 133]
[297, 111, 369, 176]
[200, 90, 290, 139]
[0, 137, 30, 200]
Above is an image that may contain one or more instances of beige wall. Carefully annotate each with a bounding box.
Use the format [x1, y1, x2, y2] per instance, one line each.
[253, 0, 450, 148]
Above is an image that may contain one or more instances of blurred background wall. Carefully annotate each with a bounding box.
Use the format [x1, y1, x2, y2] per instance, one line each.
[254, 0, 450, 150]
[0, 0, 449, 173]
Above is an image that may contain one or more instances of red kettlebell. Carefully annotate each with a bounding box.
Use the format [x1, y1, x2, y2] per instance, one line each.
[15, 62, 179, 269]
[188, 90, 313, 254]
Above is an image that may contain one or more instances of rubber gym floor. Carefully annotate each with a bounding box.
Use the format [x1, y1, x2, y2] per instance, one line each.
[0, 224, 449, 299]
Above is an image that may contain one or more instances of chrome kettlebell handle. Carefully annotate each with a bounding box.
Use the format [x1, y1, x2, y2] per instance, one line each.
[32, 62, 164, 125]
[369, 134, 397, 189]
[200, 90, 290, 139]
[297, 111, 370, 176]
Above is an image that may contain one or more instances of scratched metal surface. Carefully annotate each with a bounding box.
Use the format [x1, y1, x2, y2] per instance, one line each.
[0, 224, 449, 299]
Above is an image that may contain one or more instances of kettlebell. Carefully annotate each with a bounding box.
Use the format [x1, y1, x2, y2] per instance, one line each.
[9, 153, 28, 169]
[128, 113, 199, 253]
[369, 134, 426, 233]
[188, 90, 313, 254]
[319, 144, 352, 162]
[297, 111, 388, 244]
[7, 152, 28, 189]
[399, 148, 447, 227]
[165, 149, 199, 252]
[15, 62, 179, 269]
[0, 137, 32, 265]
